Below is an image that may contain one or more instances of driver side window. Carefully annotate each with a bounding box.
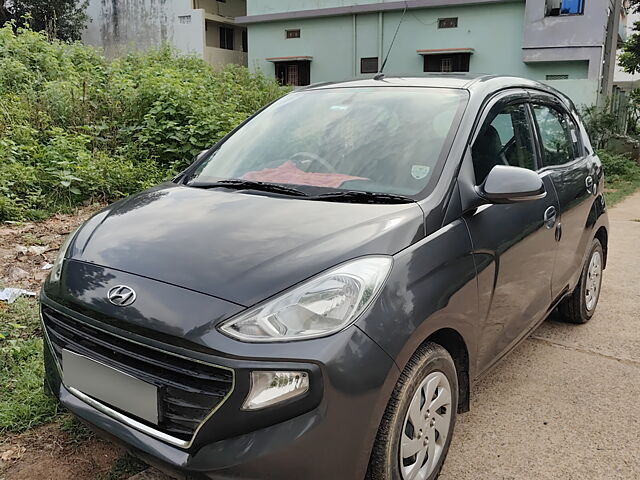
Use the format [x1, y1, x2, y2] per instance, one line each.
[472, 103, 536, 184]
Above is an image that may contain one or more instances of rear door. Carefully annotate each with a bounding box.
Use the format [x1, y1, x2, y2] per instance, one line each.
[463, 91, 560, 374]
[528, 93, 595, 298]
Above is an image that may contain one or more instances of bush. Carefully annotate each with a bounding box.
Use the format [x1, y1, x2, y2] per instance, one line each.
[0, 25, 287, 221]
[598, 150, 640, 181]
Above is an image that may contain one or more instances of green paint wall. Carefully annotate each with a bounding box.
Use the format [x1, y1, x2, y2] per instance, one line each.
[247, 1, 595, 103]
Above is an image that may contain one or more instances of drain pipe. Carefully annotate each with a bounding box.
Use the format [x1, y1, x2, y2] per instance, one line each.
[353, 14, 357, 77]
[378, 11, 384, 65]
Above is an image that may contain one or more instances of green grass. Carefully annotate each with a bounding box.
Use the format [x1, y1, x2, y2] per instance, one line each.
[0, 297, 41, 340]
[604, 178, 640, 206]
[0, 337, 59, 432]
[0, 297, 59, 433]
[58, 413, 95, 444]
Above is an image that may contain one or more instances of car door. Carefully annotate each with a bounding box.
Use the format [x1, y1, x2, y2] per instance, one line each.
[462, 92, 560, 374]
[528, 94, 595, 299]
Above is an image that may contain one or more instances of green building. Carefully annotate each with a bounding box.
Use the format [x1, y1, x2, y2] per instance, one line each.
[238, 0, 624, 106]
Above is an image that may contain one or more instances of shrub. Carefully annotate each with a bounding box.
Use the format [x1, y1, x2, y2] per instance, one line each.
[598, 150, 640, 181]
[0, 25, 287, 221]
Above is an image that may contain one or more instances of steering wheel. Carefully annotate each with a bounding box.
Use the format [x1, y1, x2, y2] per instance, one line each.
[290, 151, 337, 173]
[498, 137, 516, 166]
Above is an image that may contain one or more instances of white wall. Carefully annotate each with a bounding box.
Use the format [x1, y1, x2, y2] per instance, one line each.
[83, 0, 205, 58]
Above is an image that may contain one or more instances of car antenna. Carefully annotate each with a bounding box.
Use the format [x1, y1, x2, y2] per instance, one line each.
[375, 2, 408, 79]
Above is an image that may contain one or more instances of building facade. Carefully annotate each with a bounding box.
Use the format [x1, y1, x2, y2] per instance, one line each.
[239, 0, 624, 106]
[83, 0, 248, 68]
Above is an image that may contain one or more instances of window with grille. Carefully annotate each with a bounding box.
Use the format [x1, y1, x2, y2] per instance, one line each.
[440, 58, 453, 72]
[438, 17, 458, 29]
[424, 53, 470, 73]
[286, 29, 301, 39]
[360, 57, 379, 74]
[546, 74, 569, 80]
[275, 62, 311, 86]
[219, 26, 234, 50]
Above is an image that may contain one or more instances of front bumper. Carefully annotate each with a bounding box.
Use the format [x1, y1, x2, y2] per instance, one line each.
[42, 292, 399, 479]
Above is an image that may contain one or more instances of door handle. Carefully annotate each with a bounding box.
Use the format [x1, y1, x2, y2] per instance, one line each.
[543, 206, 557, 229]
[585, 176, 595, 195]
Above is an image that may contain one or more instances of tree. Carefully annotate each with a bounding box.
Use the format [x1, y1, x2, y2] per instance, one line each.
[1, 0, 89, 41]
[620, 1, 640, 74]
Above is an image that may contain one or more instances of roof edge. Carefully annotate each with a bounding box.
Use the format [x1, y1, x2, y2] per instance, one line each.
[236, 0, 517, 25]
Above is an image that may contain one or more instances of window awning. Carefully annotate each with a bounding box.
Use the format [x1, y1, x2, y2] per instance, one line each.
[416, 48, 474, 56]
[266, 56, 313, 62]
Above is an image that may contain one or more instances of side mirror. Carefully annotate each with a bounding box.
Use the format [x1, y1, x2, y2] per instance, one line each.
[477, 165, 546, 204]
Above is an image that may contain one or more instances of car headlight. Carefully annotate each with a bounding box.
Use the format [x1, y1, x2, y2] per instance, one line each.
[51, 227, 81, 282]
[219, 256, 392, 342]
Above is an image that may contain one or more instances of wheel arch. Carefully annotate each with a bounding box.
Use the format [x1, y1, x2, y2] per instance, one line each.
[423, 328, 471, 413]
[594, 225, 608, 268]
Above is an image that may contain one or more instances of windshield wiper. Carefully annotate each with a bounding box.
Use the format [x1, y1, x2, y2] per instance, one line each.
[187, 179, 309, 197]
[310, 190, 414, 204]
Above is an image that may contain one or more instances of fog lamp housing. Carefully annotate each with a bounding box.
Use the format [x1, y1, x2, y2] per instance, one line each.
[242, 371, 309, 410]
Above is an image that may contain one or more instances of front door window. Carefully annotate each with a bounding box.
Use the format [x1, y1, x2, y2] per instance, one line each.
[471, 103, 536, 184]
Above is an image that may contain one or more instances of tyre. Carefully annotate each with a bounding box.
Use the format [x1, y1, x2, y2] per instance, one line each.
[558, 238, 604, 324]
[368, 343, 458, 480]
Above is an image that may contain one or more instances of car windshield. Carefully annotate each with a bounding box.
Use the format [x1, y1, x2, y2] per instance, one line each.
[189, 87, 468, 196]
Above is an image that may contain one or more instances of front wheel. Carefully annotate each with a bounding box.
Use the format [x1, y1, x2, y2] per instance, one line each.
[558, 238, 604, 324]
[368, 343, 458, 480]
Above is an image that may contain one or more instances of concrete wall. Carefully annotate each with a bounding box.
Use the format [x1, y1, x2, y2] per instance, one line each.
[249, 14, 354, 79]
[83, 0, 205, 58]
[522, 0, 621, 101]
[205, 46, 248, 67]
[545, 78, 599, 107]
[83, 0, 246, 68]
[523, 0, 613, 48]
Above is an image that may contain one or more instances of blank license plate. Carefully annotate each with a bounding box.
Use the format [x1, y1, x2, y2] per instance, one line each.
[62, 349, 158, 424]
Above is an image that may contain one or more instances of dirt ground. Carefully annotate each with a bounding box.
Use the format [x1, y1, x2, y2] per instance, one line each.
[0, 204, 128, 480]
[0, 205, 104, 292]
[0, 422, 121, 480]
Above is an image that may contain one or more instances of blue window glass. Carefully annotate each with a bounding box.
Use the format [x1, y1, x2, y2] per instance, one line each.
[560, 0, 584, 15]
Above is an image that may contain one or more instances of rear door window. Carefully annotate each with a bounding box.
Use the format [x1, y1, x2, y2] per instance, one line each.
[532, 104, 579, 167]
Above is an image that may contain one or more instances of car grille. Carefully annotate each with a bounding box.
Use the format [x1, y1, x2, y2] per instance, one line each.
[41, 306, 233, 441]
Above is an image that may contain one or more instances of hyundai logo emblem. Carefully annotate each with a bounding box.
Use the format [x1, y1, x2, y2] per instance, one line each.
[107, 285, 137, 307]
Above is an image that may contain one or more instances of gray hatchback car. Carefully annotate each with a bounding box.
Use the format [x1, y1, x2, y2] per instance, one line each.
[42, 74, 608, 480]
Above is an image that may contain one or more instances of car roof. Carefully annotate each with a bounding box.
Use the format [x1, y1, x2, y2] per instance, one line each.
[304, 74, 575, 110]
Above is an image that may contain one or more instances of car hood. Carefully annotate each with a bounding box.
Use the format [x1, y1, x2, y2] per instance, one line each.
[70, 184, 425, 306]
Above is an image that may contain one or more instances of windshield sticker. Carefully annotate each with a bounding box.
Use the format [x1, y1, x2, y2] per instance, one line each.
[411, 165, 431, 180]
